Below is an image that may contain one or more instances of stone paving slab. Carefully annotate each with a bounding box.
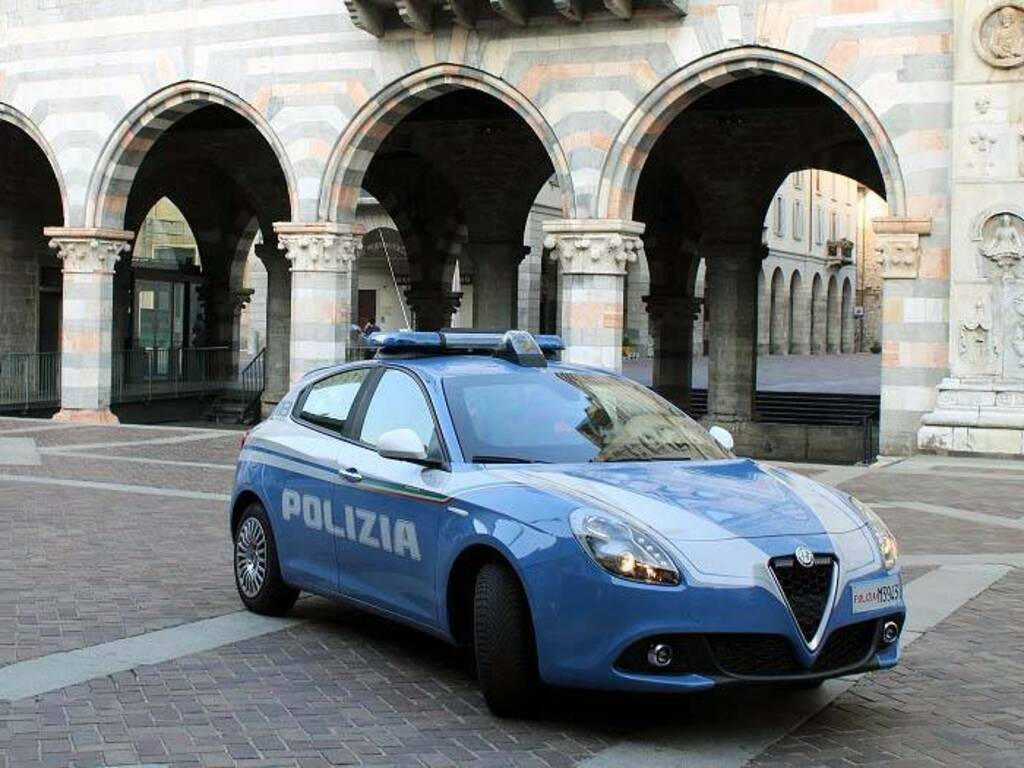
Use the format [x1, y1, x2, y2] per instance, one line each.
[0, 482, 234, 667]
[10, 426, 198, 449]
[866, 505, 1024, 556]
[841, 472, 1024, 520]
[750, 569, 1024, 768]
[88, 436, 243, 465]
[0, 608, 627, 768]
[0, 455, 234, 495]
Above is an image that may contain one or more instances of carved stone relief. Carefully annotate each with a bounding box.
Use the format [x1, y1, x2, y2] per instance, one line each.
[1013, 294, 1024, 363]
[875, 233, 921, 279]
[978, 212, 1024, 280]
[974, 3, 1024, 68]
[968, 131, 998, 176]
[959, 299, 999, 368]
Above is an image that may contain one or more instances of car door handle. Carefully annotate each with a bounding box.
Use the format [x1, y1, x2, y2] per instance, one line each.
[338, 467, 362, 483]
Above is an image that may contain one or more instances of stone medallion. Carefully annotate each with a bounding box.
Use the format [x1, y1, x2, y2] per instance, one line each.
[974, 2, 1024, 68]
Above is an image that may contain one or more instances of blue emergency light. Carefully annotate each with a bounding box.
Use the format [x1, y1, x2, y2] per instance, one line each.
[366, 329, 563, 367]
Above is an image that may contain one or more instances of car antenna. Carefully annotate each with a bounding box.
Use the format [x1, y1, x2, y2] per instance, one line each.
[379, 230, 411, 329]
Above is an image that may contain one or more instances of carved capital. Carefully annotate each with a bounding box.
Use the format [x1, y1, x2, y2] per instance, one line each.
[232, 288, 256, 315]
[542, 219, 645, 276]
[44, 228, 134, 274]
[274, 222, 362, 272]
[643, 295, 701, 327]
[404, 286, 462, 330]
[875, 233, 921, 280]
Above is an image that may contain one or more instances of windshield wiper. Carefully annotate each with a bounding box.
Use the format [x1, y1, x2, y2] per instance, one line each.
[472, 455, 547, 464]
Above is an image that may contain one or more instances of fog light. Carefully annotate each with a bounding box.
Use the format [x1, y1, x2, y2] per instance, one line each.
[647, 643, 673, 668]
[881, 620, 900, 645]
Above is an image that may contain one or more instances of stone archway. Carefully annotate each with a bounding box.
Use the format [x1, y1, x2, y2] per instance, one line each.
[0, 105, 66, 411]
[318, 64, 576, 225]
[315, 64, 575, 338]
[604, 49, 901, 438]
[85, 81, 299, 232]
[597, 47, 906, 223]
[47, 82, 298, 420]
[0, 104, 69, 226]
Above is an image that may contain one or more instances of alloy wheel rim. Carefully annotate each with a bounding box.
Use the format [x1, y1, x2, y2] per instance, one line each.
[235, 517, 268, 598]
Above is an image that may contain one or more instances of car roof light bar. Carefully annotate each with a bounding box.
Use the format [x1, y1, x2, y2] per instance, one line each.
[366, 329, 564, 366]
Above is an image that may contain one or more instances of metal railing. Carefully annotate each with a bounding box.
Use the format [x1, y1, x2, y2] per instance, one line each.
[238, 347, 266, 402]
[111, 346, 234, 404]
[0, 352, 61, 411]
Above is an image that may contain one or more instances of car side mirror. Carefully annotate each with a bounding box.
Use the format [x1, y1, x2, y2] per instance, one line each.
[708, 425, 735, 452]
[376, 428, 428, 462]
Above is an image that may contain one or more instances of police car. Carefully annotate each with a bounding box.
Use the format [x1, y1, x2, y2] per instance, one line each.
[230, 330, 904, 716]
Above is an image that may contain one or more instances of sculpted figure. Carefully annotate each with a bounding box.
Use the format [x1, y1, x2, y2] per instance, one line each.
[981, 214, 1024, 277]
[990, 7, 1024, 59]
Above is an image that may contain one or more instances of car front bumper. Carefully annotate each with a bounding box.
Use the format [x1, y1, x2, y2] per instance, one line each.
[523, 544, 905, 693]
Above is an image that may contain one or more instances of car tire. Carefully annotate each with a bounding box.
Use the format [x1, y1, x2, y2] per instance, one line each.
[473, 562, 539, 718]
[233, 502, 299, 616]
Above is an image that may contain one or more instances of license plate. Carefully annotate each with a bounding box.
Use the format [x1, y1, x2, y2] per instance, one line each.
[851, 576, 902, 614]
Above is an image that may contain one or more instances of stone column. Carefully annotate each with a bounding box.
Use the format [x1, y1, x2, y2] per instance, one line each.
[470, 243, 528, 330]
[705, 245, 761, 424]
[274, 222, 361, 384]
[757, 271, 771, 356]
[644, 294, 699, 411]
[542, 219, 645, 371]
[770, 286, 790, 356]
[789, 283, 811, 355]
[811, 279, 828, 355]
[256, 246, 291, 413]
[45, 227, 133, 423]
[870, 217, 938, 454]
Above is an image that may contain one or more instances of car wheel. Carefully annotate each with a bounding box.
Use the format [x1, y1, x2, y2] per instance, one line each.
[473, 562, 539, 718]
[233, 502, 298, 616]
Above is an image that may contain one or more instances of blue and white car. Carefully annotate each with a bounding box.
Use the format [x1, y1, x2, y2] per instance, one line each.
[230, 330, 905, 716]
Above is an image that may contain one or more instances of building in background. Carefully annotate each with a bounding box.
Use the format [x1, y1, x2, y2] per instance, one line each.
[6, 0, 1024, 457]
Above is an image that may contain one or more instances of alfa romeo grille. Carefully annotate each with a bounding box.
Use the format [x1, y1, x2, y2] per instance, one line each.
[770, 554, 836, 644]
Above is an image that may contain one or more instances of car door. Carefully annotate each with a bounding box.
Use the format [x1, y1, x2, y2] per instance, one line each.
[262, 367, 372, 596]
[332, 366, 449, 629]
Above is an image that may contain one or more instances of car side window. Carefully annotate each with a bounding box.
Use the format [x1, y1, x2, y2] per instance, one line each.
[358, 369, 442, 460]
[298, 368, 370, 435]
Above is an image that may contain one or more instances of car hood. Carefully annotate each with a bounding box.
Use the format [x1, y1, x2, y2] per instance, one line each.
[490, 458, 864, 542]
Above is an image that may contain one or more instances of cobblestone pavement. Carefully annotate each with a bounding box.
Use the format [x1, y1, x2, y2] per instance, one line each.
[0, 418, 1022, 768]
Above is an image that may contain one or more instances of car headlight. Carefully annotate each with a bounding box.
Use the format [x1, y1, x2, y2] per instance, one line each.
[851, 496, 899, 571]
[569, 509, 680, 585]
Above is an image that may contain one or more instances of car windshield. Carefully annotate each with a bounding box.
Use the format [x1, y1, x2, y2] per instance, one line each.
[443, 370, 732, 464]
